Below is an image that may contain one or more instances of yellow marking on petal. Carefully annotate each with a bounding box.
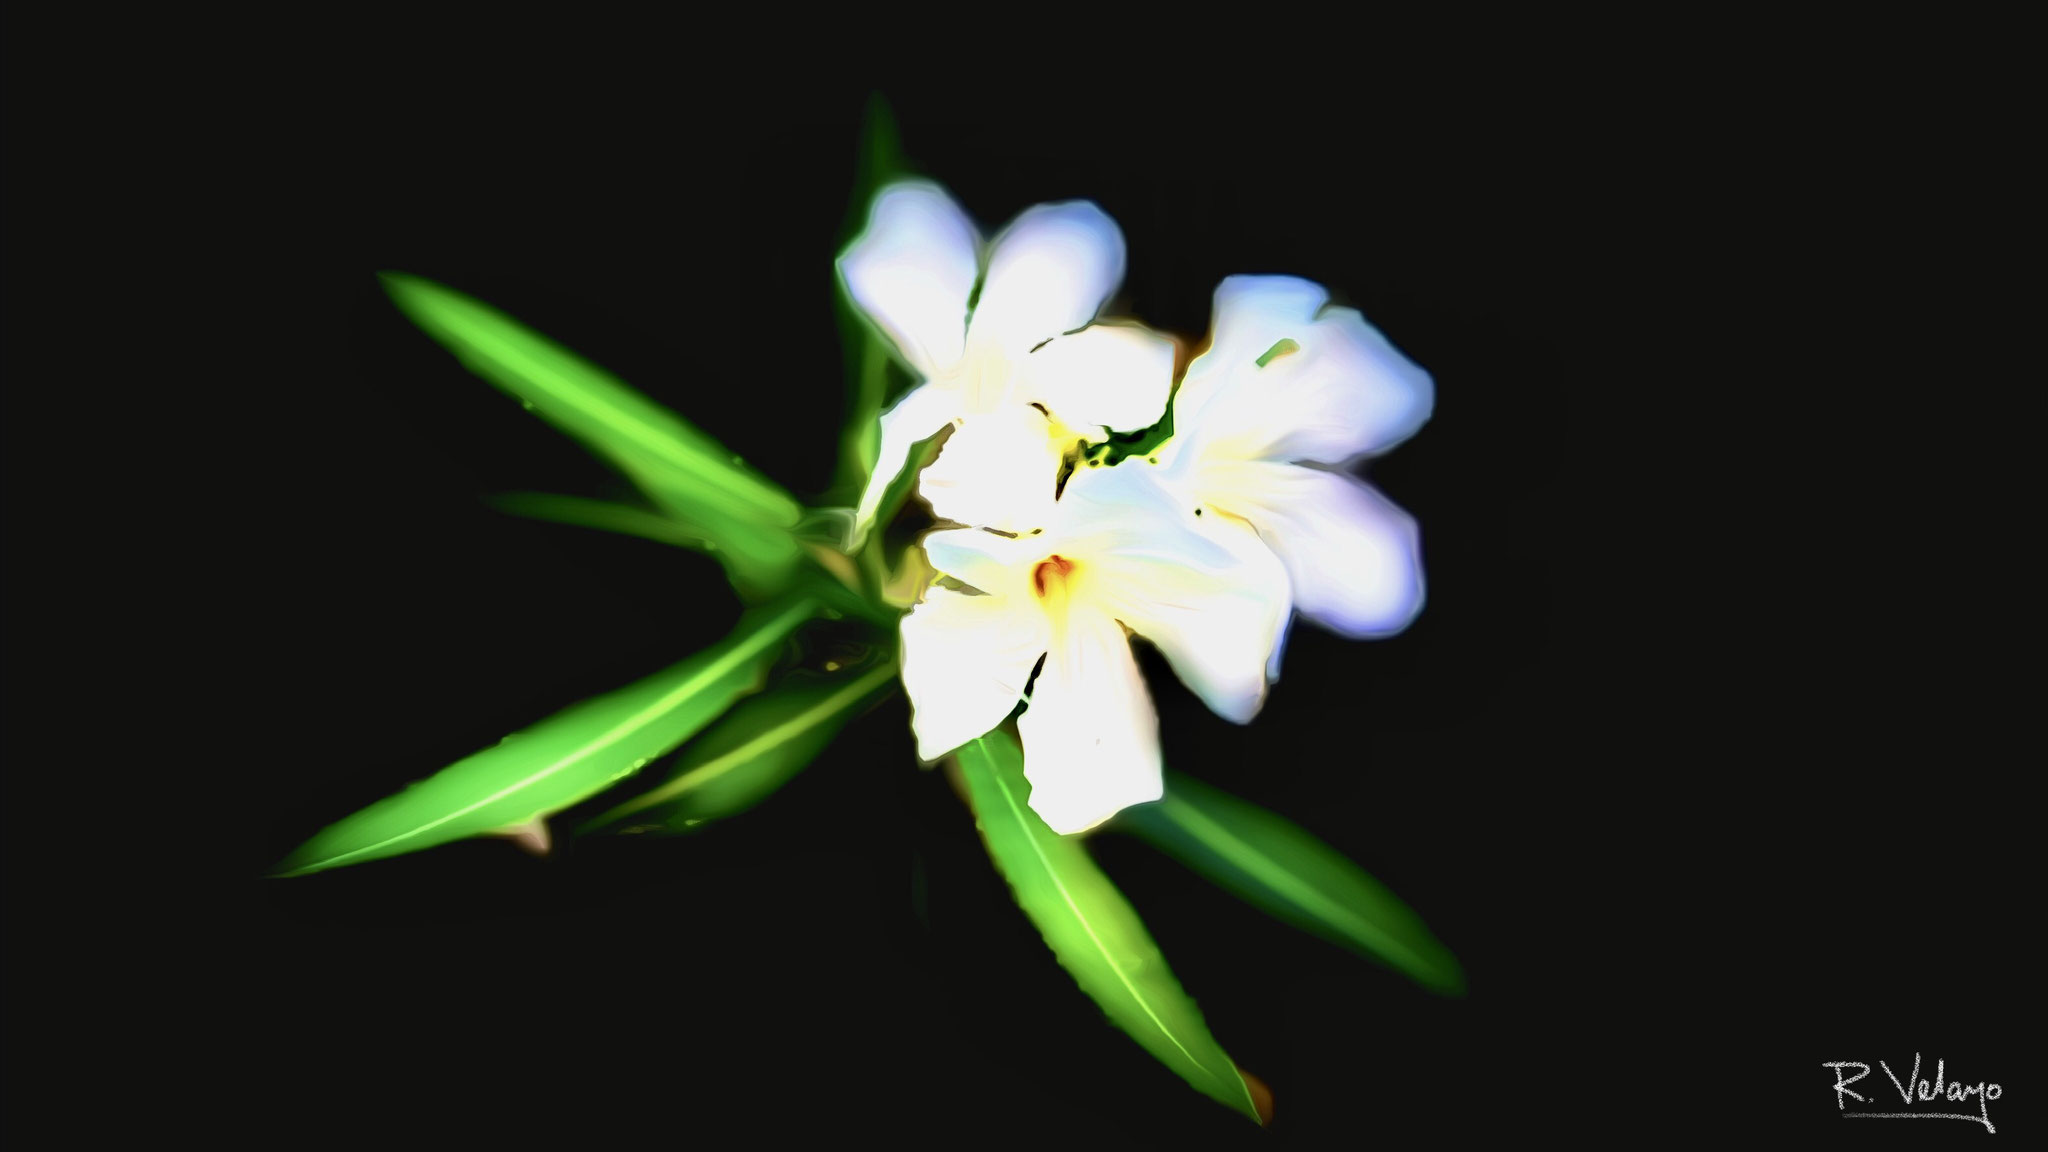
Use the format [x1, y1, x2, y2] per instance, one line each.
[953, 348, 1015, 413]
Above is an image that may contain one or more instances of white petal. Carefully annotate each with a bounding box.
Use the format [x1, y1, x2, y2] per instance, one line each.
[1173, 276, 1434, 466]
[967, 200, 1125, 356]
[917, 405, 1068, 532]
[1146, 447, 1297, 682]
[838, 182, 982, 377]
[1057, 463, 1291, 724]
[1017, 603, 1161, 834]
[920, 526, 1039, 600]
[1016, 323, 1176, 435]
[1267, 610, 1295, 683]
[849, 382, 959, 548]
[1205, 461, 1425, 638]
[899, 587, 1048, 762]
[1172, 276, 1328, 438]
[1196, 275, 1327, 368]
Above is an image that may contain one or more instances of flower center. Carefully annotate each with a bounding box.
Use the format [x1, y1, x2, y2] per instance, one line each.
[1031, 554, 1076, 600]
[939, 347, 1005, 414]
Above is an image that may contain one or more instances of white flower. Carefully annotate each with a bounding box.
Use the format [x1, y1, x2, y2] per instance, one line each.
[1154, 276, 1435, 665]
[899, 461, 1290, 834]
[838, 181, 1176, 539]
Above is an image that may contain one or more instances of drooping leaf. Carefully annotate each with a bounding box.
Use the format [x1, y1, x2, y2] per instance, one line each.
[578, 657, 898, 835]
[1116, 771, 1464, 995]
[273, 599, 816, 877]
[954, 732, 1262, 1123]
[379, 272, 803, 589]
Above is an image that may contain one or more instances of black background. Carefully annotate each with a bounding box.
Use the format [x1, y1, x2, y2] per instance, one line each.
[4, 41, 2028, 1146]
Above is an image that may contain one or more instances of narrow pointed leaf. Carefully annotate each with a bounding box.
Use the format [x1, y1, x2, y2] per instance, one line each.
[830, 302, 893, 505]
[379, 272, 803, 588]
[489, 492, 721, 551]
[630, 493, 801, 596]
[830, 94, 909, 508]
[578, 658, 898, 835]
[954, 732, 1262, 1123]
[274, 599, 815, 877]
[1117, 771, 1464, 995]
[488, 493, 879, 624]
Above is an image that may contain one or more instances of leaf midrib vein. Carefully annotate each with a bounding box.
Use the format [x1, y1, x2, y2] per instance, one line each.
[979, 741, 1234, 1101]
[408, 288, 794, 520]
[1163, 795, 1441, 980]
[287, 600, 810, 873]
[592, 662, 894, 826]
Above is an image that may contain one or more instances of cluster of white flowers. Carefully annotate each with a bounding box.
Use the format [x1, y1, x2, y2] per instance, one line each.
[841, 183, 1433, 834]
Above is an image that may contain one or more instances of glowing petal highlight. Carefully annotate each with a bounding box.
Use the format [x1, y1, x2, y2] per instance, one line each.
[900, 588, 1048, 761]
[838, 181, 982, 377]
[1018, 603, 1162, 835]
[1175, 277, 1434, 466]
[1060, 465, 1291, 725]
[1196, 276, 1328, 374]
[1204, 462, 1425, 639]
[1019, 323, 1177, 436]
[921, 526, 1038, 599]
[918, 405, 1067, 531]
[969, 200, 1126, 356]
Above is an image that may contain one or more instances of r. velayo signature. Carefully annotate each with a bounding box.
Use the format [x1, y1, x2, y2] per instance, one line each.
[1824, 1053, 2003, 1134]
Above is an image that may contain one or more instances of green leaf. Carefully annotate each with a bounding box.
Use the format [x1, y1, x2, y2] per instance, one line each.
[840, 92, 909, 246]
[954, 732, 1262, 1123]
[829, 94, 910, 509]
[578, 658, 898, 835]
[487, 494, 882, 626]
[829, 301, 893, 508]
[1117, 771, 1464, 995]
[488, 492, 721, 551]
[379, 272, 803, 589]
[273, 599, 816, 877]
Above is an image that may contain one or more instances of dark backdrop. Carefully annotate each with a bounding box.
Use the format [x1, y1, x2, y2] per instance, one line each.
[4, 58, 2026, 1145]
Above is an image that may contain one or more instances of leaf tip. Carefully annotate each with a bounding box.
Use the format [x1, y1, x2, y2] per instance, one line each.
[491, 818, 553, 857]
[1429, 960, 1468, 999]
[377, 271, 443, 318]
[1234, 1064, 1275, 1126]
